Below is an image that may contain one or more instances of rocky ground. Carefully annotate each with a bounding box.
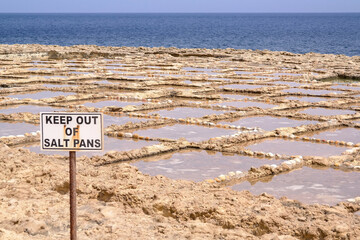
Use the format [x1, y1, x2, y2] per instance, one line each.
[1, 44, 360, 239]
[0, 143, 359, 240]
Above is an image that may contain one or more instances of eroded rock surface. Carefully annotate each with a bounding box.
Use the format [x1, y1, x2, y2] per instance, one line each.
[0, 144, 359, 239]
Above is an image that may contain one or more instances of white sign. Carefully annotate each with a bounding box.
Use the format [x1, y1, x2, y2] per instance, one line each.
[40, 112, 104, 151]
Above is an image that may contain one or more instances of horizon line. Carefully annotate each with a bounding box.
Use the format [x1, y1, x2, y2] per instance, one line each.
[0, 11, 359, 14]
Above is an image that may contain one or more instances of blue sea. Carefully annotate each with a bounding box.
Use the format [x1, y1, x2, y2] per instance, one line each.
[0, 13, 359, 56]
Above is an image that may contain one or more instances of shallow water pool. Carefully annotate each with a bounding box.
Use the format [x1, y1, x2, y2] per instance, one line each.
[133, 149, 283, 182]
[232, 167, 360, 205]
[7, 91, 74, 100]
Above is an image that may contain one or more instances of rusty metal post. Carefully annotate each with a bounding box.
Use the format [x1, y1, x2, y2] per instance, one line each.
[69, 151, 77, 240]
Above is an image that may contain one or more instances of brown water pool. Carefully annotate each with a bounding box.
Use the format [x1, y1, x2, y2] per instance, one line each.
[0, 121, 39, 136]
[284, 88, 344, 95]
[271, 81, 302, 87]
[301, 127, 360, 144]
[286, 96, 337, 103]
[220, 84, 269, 90]
[299, 107, 356, 116]
[212, 101, 275, 109]
[132, 124, 239, 142]
[7, 91, 75, 100]
[0, 105, 64, 114]
[220, 94, 255, 100]
[218, 116, 317, 131]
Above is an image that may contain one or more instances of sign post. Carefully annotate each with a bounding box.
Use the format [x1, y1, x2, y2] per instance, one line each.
[40, 112, 103, 240]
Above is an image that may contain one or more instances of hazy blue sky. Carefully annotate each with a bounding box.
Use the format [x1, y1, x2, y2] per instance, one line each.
[1, 0, 360, 13]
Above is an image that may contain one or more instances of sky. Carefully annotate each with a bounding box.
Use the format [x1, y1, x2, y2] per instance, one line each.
[1, 0, 360, 13]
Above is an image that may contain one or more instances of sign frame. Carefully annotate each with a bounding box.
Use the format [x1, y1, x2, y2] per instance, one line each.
[40, 112, 105, 240]
[40, 112, 104, 151]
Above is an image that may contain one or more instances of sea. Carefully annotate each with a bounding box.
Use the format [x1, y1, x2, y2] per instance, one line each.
[0, 13, 359, 56]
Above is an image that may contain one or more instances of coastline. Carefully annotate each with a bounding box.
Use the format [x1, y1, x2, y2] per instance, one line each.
[0, 43, 359, 77]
